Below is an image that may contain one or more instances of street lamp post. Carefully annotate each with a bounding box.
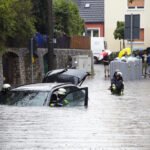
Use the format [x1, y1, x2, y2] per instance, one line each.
[47, 0, 54, 71]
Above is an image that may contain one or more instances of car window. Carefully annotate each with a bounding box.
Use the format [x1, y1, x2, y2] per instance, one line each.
[3, 91, 49, 106]
[63, 89, 86, 106]
[50, 86, 78, 100]
[63, 86, 78, 93]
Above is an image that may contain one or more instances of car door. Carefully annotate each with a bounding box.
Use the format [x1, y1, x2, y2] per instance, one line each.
[62, 87, 88, 107]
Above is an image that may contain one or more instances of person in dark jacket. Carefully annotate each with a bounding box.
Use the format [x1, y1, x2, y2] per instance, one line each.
[110, 71, 124, 95]
[141, 51, 148, 78]
[0, 84, 11, 104]
[110, 69, 119, 85]
[103, 52, 110, 78]
[147, 52, 150, 77]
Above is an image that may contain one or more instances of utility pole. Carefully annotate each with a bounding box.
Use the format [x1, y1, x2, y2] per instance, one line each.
[130, 13, 133, 53]
[47, 0, 54, 71]
[30, 38, 34, 83]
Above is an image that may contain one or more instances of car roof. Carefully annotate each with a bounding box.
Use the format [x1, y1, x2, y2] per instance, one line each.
[43, 68, 89, 86]
[12, 83, 73, 92]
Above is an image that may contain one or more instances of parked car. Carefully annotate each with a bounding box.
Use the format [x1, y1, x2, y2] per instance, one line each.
[0, 69, 89, 107]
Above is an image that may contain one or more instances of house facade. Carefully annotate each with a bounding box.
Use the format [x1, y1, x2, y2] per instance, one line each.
[74, 0, 104, 38]
[105, 0, 150, 51]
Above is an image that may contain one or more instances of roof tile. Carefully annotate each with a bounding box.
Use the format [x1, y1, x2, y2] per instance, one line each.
[73, 0, 104, 23]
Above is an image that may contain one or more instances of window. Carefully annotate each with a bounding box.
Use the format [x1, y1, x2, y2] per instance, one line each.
[87, 30, 91, 37]
[64, 89, 87, 106]
[85, 3, 90, 8]
[93, 30, 99, 37]
[3, 91, 49, 106]
[87, 29, 100, 37]
[49, 88, 88, 107]
[128, 28, 144, 42]
[135, 28, 144, 41]
[128, 6, 136, 9]
[128, 0, 144, 9]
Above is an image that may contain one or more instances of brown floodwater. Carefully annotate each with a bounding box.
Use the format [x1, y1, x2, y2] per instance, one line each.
[0, 65, 150, 150]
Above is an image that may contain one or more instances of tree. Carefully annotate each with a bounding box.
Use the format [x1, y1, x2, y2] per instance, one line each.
[0, 0, 36, 50]
[0, 0, 17, 50]
[32, 0, 84, 36]
[11, 0, 36, 47]
[31, 0, 48, 34]
[113, 21, 125, 50]
[53, 0, 84, 36]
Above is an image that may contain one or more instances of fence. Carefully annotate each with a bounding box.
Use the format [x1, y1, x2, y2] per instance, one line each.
[6, 34, 91, 50]
[54, 35, 70, 49]
[70, 36, 90, 50]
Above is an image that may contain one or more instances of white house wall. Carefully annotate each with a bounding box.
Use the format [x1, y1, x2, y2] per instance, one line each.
[105, 0, 150, 52]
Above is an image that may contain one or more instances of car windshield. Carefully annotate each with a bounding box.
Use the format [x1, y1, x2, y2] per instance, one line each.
[3, 91, 49, 106]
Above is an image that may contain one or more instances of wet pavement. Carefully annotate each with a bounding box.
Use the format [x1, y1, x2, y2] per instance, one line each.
[0, 64, 150, 150]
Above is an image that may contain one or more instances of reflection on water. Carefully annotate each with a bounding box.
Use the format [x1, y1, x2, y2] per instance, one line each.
[0, 65, 150, 150]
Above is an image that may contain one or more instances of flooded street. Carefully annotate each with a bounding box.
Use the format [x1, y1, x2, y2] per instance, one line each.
[0, 65, 150, 150]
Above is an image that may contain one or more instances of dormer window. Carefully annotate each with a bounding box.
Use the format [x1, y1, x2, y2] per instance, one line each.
[85, 3, 90, 8]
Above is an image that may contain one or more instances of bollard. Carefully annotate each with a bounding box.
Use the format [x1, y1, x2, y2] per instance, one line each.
[84, 87, 88, 107]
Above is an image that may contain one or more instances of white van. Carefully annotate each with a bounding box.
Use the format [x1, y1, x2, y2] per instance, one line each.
[91, 37, 105, 64]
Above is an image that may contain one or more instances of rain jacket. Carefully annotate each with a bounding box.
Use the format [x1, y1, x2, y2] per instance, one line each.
[110, 75, 124, 95]
[103, 55, 110, 65]
[147, 54, 150, 65]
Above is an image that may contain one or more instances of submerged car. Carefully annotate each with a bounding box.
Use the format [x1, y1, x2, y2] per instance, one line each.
[42, 68, 89, 86]
[0, 69, 89, 107]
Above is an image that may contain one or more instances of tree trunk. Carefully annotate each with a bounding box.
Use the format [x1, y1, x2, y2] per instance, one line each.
[123, 39, 125, 48]
[120, 40, 122, 50]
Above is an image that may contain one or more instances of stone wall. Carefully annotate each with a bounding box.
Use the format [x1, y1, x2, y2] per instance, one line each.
[0, 56, 3, 90]
[0, 48, 92, 89]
